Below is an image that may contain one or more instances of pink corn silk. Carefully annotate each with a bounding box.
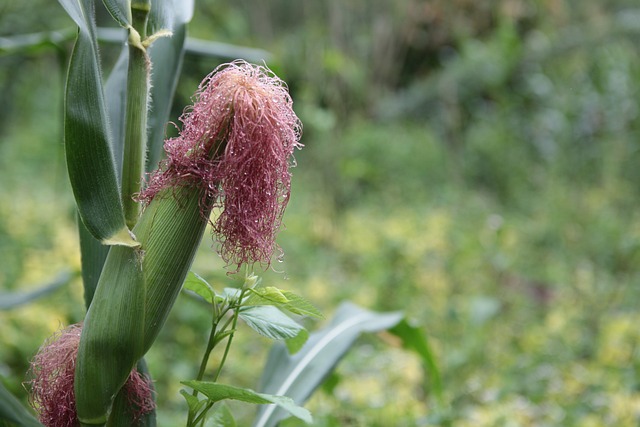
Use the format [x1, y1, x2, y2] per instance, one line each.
[28, 324, 155, 426]
[138, 61, 302, 270]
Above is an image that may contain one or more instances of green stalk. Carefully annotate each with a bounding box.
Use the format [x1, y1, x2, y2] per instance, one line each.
[122, 1, 151, 229]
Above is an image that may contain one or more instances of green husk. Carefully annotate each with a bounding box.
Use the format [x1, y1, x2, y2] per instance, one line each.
[75, 185, 210, 426]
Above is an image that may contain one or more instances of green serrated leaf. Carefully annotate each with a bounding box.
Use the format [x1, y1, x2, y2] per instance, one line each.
[248, 287, 289, 304]
[183, 271, 215, 304]
[209, 403, 236, 427]
[182, 382, 311, 424]
[245, 289, 323, 320]
[239, 306, 304, 341]
[281, 292, 324, 319]
[58, 0, 132, 244]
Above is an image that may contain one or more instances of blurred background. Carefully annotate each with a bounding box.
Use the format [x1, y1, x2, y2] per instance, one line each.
[2, 0, 640, 425]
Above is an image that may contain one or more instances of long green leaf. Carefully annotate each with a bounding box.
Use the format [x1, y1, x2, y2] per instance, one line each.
[390, 319, 443, 404]
[105, 43, 129, 181]
[183, 382, 312, 424]
[101, 0, 131, 28]
[253, 302, 403, 427]
[0, 271, 71, 310]
[58, 0, 135, 246]
[0, 380, 42, 427]
[146, 0, 194, 171]
[76, 30, 128, 310]
[148, 0, 193, 35]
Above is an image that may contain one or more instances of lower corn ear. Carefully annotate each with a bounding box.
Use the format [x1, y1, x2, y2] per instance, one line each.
[74, 186, 209, 426]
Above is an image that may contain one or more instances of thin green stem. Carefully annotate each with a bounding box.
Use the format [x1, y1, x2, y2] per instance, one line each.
[191, 401, 214, 426]
[213, 289, 246, 382]
[121, 2, 150, 229]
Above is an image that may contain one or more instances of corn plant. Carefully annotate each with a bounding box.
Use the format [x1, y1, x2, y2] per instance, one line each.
[0, 1, 440, 426]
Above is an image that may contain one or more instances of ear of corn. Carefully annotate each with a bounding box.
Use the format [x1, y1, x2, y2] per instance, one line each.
[75, 186, 210, 426]
[75, 246, 146, 426]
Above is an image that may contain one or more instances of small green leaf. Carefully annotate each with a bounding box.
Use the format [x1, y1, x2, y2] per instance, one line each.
[281, 292, 324, 319]
[239, 306, 305, 341]
[245, 289, 323, 319]
[179, 389, 207, 414]
[209, 403, 236, 427]
[285, 329, 309, 355]
[182, 382, 312, 424]
[247, 287, 289, 304]
[183, 271, 215, 304]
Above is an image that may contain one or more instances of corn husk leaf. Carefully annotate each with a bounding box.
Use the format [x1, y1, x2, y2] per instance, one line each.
[101, 0, 131, 28]
[146, 0, 194, 171]
[58, 0, 134, 246]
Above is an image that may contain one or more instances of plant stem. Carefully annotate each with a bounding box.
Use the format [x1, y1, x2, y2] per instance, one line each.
[121, 1, 150, 229]
[186, 289, 247, 426]
[213, 291, 245, 382]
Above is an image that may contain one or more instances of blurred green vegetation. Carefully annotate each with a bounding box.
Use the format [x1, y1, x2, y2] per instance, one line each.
[3, 0, 640, 425]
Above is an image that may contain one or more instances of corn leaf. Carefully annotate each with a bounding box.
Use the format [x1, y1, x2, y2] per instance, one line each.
[0, 271, 71, 311]
[101, 0, 131, 28]
[77, 43, 128, 310]
[105, 43, 129, 180]
[146, 0, 194, 171]
[58, 0, 135, 246]
[390, 319, 444, 404]
[0, 380, 42, 427]
[182, 382, 312, 425]
[148, 0, 193, 35]
[253, 302, 403, 427]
